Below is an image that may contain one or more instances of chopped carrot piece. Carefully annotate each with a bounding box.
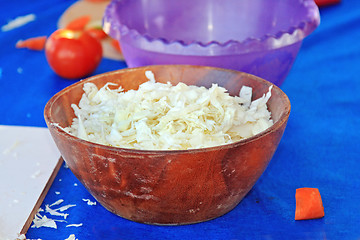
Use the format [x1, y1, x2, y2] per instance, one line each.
[66, 15, 91, 31]
[16, 36, 47, 51]
[315, 0, 340, 7]
[86, 28, 108, 40]
[84, 0, 109, 2]
[111, 39, 122, 53]
[295, 188, 325, 220]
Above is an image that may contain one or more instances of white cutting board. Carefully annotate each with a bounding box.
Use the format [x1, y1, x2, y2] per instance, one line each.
[0, 125, 62, 240]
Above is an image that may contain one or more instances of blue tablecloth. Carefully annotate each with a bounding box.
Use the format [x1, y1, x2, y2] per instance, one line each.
[1, 0, 360, 239]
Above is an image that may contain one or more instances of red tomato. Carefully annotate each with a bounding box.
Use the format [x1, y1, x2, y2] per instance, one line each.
[45, 29, 102, 79]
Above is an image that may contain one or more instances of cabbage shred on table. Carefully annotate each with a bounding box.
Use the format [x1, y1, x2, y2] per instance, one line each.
[64, 71, 273, 150]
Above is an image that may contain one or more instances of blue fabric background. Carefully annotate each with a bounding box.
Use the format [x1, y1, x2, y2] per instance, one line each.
[1, 0, 360, 239]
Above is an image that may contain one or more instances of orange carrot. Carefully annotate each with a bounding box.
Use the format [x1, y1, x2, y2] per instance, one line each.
[66, 15, 91, 31]
[315, 0, 340, 7]
[16, 36, 47, 51]
[86, 28, 108, 40]
[111, 39, 122, 53]
[84, 0, 109, 2]
[295, 188, 325, 220]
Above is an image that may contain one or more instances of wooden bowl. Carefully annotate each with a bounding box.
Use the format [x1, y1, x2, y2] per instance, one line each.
[44, 65, 290, 225]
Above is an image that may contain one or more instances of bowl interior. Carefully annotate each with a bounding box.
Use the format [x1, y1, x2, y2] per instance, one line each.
[113, 0, 313, 44]
[46, 65, 290, 141]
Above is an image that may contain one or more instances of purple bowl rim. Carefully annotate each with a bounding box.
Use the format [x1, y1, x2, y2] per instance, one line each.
[44, 65, 291, 155]
[103, 0, 320, 54]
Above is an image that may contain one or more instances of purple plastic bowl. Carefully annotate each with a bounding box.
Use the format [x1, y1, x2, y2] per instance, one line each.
[103, 0, 320, 86]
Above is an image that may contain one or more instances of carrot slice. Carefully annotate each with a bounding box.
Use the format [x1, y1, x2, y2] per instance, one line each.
[315, 0, 340, 7]
[111, 39, 122, 53]
[16, 36, 47, 51]
[86, 28, 108, 40]
[295, 188, 325, 220]
[66, 15, 91, 31]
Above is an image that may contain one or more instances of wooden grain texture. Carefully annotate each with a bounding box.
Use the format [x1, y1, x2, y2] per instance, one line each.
[44, 65, 290, 225]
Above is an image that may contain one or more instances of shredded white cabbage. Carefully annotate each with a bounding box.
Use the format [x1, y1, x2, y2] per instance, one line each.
[64, 71, 273, 150]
